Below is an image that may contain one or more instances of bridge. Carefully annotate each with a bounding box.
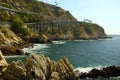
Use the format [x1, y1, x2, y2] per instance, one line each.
[0, 5, 38, 14]
[0, 5, 58, 14]
[25, 21, 80, 32]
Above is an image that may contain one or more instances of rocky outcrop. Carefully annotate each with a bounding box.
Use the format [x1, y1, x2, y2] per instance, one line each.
[79, 66, 120, 79]
[0, 46, 24, 56]
[0, 24, 29, 56]
[29, 34, 52, 44]
[3, 54, 79, 80]
[4, 60, 27, 80]
[0, 51, 8, 77]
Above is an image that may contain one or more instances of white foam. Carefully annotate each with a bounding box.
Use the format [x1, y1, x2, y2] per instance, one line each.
[74, 40, 89, 41]
[22, 44, 50, 53]
[52, 41, 66, 44]
[74, 66, 103, 74]
[4, 55, 26, 58]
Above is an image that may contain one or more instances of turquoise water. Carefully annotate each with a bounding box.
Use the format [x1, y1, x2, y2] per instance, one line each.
[5, 35, 120, 79]
[6, 35, 120, 67]
[21, 35, 120, 67]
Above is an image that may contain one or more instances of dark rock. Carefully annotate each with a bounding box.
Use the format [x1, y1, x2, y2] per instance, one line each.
[79, 66, 120, 79]
[79, 72, 88, 78]
[0, 46, 24, 56]
[87, 69, 101, 78]
[101, 66, 120, 77]
[25, 52, 30, 55]
[16, 49, 24, 55]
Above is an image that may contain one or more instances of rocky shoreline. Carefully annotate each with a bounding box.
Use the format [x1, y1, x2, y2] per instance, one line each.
[0, 35, 111, 56]
[0, 41, 33, 56]
[77, 66, 120, 79]
[0, 51, 79, 80]
[0, 37, 109, 56]
[0, 51, 120, 80]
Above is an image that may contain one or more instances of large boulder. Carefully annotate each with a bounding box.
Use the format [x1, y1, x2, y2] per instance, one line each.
[26, 54, 53, 80]
[0, 51, 8, 77]
[0, 51, 8, 67]
[0, 46, 24, 56]
[51, 57, 79, 80]
[26, 54, 79, 80]
[79, 66, 120, 79]
[4, 60, 27, 80]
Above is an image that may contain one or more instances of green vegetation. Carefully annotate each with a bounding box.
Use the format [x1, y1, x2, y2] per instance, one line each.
[0, 0, 76, 22]
[1, 28, 10, 38]
[0, 0, 107, 41]
[10, 16, 30, 36]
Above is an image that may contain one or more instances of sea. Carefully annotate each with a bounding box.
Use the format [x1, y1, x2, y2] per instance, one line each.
[5, 35, 120, 80]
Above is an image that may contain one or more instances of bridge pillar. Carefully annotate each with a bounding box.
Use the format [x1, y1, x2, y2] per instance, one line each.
[37, 23, 40, 32]
[41, 22, 43, 31]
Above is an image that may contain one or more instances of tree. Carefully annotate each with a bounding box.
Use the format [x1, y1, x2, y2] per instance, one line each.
[10, 16, 30, 36]
[0, 10, 9, 21]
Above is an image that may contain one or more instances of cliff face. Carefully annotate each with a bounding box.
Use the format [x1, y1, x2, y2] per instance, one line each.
[46, 22, 107, 40]
[0, 24, 32, 55]
[0, 24, 20, 44]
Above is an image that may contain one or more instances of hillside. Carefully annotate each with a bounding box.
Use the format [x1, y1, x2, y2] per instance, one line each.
[0, 0, 108, 55]
[0, 0, 76, 22]
[0, 23, 27, 55]
[0, 0, 107, 40]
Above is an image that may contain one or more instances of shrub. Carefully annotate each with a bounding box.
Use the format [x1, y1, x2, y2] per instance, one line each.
[10, 16, 30, 36]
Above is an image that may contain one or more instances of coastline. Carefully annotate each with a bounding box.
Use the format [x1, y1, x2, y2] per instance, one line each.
[3, 35, 120, 79]
[2, 51, 120, 80]
[77, 66, 120, 79]
[1, 52, 80, 80]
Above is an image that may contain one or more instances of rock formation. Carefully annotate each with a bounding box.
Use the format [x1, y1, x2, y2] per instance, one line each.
[3, 54, 79, 80]
[78, 66, 120, 79]
[1, 52, 120, 80]
[0, 51, 8, 77]
[0, 24, 32, 56]
[4, 60, 27, 80]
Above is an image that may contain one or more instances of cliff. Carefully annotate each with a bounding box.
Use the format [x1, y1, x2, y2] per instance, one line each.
[0, 23, 26, 55]
[47, 22, 107, 40]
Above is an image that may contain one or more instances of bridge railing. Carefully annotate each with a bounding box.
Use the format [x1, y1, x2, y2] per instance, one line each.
[0, 5, 38, 14]
[25, 21, 80, 32]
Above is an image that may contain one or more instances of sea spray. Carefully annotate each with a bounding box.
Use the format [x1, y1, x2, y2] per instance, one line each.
[74, 66, 103, 74]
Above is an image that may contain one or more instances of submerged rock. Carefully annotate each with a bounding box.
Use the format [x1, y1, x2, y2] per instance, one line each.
[3, 54, 79, 80]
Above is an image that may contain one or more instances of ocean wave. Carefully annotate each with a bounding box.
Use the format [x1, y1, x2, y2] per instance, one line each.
[52, 41, 66, 44]
[74, 66, 103, 74]
[23, 44, 50, 53]
[4, 55, 26, 58]
[81, 77, 120, 80]
[74, 66, 120, 80]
